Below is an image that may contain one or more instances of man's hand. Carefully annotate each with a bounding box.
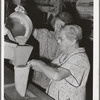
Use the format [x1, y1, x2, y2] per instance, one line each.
[15, 5, 27, 14]
[27, 60, 44, 72]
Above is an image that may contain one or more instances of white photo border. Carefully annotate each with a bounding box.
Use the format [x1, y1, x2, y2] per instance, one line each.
[1, 0, 99, 100]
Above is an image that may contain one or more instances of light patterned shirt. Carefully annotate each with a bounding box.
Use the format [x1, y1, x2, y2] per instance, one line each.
[46, 48, 90, 100]
[32, 28, 61, 88]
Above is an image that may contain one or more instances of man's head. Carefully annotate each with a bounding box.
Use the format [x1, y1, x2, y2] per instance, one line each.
[57, 25, 82, 52]
[13, 0, 21, 5]
[56, 12, 74, 25]
[62, 25, 82, 42]
[53, 12, 74, 32]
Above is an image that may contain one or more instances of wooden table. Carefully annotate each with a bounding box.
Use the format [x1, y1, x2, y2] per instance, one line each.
[4, 65, 54, 100]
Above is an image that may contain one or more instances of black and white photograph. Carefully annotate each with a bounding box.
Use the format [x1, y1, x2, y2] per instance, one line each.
[2, 0, 99, 100]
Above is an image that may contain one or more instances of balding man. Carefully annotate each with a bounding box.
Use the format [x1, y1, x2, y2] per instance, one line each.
[28, 25, 90, 100]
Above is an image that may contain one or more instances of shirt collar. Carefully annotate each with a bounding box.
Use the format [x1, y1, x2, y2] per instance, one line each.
[60, 48, 85, 64]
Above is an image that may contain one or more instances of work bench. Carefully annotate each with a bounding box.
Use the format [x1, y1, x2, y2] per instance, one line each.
[4, 64, 54, 100]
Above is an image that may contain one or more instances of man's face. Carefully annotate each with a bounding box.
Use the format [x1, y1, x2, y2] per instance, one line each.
[54, 18, 65, 32]
[57, 30, 72, 52]
[13, 0, 21, 5]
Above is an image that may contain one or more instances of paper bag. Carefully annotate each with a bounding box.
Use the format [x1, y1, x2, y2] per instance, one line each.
[14, 65, 30, 97]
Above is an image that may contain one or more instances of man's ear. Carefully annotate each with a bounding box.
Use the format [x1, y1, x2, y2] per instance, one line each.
[72, 39, 77, 45]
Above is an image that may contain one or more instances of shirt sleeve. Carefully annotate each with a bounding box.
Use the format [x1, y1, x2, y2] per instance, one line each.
[61, 56, 85, 87]
[32, 29, 38, 38]
[32, 28, 49, 39]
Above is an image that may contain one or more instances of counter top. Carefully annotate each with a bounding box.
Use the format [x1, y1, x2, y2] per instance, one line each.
[4, 65, 54, 100]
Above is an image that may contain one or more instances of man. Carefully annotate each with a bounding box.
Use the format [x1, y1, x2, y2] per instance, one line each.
[32, 12, 74, 88]
[28, 25, 90, 100]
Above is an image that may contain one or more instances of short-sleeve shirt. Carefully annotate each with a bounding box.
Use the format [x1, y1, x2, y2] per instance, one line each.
[32, 28, 61, 88]
[33, 28, 61, 60]
[46, 48, 90, 100]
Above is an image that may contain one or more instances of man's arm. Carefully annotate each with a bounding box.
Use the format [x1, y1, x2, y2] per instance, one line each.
[32, 28, 50, 39]
[32, 29, 38, 38]
[27, 60, 71, 81]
